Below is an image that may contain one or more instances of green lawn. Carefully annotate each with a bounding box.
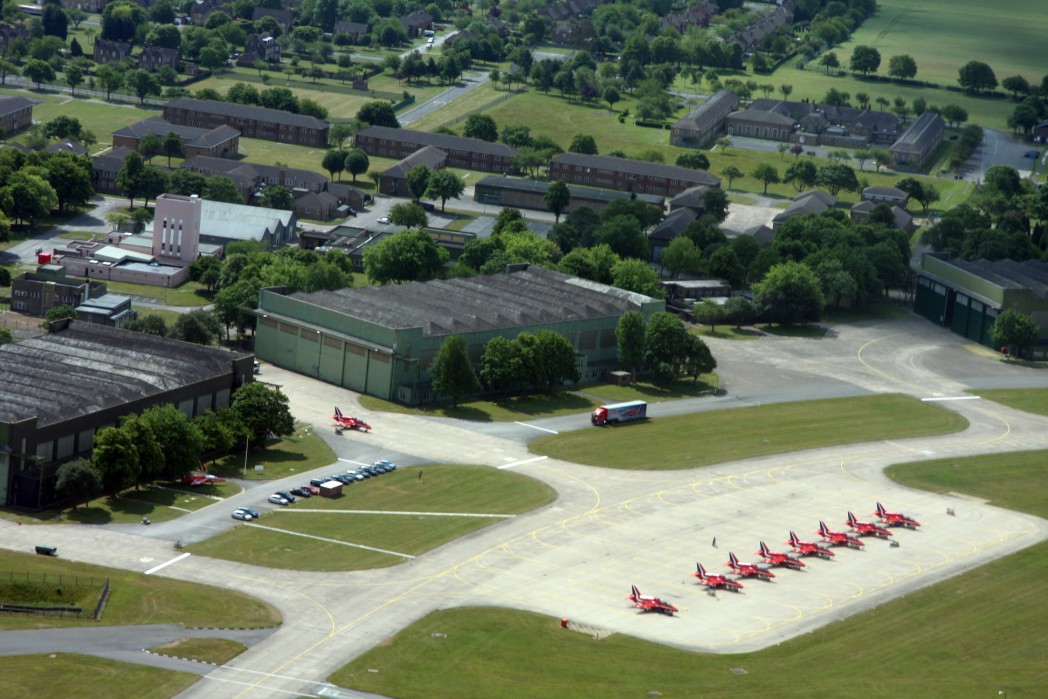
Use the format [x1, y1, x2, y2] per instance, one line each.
[329, 451, 1048, 699]
[530, 394, 968, 469]
[54, 486, 223, 525]
[0, 655, 198, 699]
[0, 88, 158, 152]
[976, 388, 1048, 417]
[101, 279, 212, 307]
[208, 427, 336, 481]
[0, 549, 281, 630]
[188, 464, 556, 571]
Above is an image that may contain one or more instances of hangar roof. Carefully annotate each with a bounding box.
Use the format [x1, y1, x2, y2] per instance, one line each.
[943, 258, 1048, 299]
[0, 322, 249, 427]
[291, 266, 656, 337]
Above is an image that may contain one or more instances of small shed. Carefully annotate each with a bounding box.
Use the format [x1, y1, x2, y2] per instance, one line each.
[319, 480, 343, 498]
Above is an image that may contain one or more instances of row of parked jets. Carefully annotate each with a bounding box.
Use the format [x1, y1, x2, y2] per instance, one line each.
[628, 503, 921, 615]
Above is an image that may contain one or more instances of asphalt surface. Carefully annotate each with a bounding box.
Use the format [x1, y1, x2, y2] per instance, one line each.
[2, 315, 1048, 698]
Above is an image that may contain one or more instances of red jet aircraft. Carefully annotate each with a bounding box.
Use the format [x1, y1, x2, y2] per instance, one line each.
[692, 562, 744, 592]
[757, 541, 805, 570]
[727, 552, 775, 581]
[847, 511, 893, 539]
[875, 502, 921, 530]
[332, 406, 372, 432]
[788, 531, 835, 559]
[626, 585, 679, 615]
[818, 520, 865, 549]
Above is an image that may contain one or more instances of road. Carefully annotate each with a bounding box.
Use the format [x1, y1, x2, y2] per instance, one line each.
[2, 315, 1048, 698]
[0, 195, 125, 267]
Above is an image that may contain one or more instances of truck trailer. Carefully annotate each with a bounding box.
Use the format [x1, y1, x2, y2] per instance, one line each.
[591, 400, 648, 426]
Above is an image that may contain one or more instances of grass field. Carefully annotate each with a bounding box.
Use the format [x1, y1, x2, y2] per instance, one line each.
[977, 388, 1048, 417]
[187, 464, 556, 571]
[207, 427, 336, 481]
[329, 451, 1048, 699]
[147, 637, 247, 665]
[0, 549, 281, 631]
[101, 279, 212, 307]
[530, 394, 968, 469]
[0, 654, 198, 699]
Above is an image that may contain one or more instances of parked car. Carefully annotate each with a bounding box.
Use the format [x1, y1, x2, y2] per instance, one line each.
[275, 490, 296, 503]
[377, 216, 390, 224]
[302, 485, 320, 495]
[236, 506, 261, 519]
[1025, 150, 1040, 159]
[268, 494, 289, 505]
[232, 509, 253, 521]
[290, 487, 311, 498]
[374, 459, 397, 472]
[309, 478, 327, 487]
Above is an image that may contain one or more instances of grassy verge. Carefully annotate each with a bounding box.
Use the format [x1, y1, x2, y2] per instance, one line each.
[330, 449, 1048, 699]
[757, 323, 828, 337]
[14, 481, 235, 526]
[0, 655, 198, 699]
[147, 637, 247, 665]
[0, 549, 281, 630]
[100, 279, 212, 307]
[976, 388, 1048, 417]
[208, 427, 336, 481]
[187, 464, 556, 571]
[691, 324, 763, 340]
[530, 394, 968, 469]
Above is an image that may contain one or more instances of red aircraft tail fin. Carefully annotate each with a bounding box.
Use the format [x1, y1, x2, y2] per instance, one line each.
[759, 541, 770, 556]
[695, 562, 706, 578]
[876, 502, 887, 517]
[819, 521, 830, 536]
[631, 584, 641, 600]
[334, 406, 343, 420]
[847, 511, 858, 525]
[789, 531, 800, 546]
[728, 552, 739, 566]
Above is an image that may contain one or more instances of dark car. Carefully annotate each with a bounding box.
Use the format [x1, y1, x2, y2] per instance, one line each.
[333, 474, 355, 484]
[236, 506, 261, 519]
[290, 487, 311, 498]
[275, 490, 296, 503]
[310, 478, 326, 487]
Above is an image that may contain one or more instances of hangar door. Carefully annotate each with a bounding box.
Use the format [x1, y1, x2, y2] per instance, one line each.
[914, 276, 949, 325]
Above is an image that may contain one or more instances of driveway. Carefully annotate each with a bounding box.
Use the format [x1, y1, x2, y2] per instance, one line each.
[955, 127, 1041, 182]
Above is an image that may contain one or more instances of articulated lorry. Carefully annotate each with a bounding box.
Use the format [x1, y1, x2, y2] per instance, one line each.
[591, 400, 648, 426]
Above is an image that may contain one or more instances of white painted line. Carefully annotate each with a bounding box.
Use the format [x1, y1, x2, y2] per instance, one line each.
[337, 458, 368, 466]
[144, 552, 191, 575]
[246, 523, 414, 559]
[921, 396, 981, 402]
[498, 455, 548, 470]
[273, 509, 513, 518]
[514, 421, 559, 434]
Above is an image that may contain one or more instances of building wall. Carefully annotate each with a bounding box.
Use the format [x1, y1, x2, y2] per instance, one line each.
[163, 104, 328, 147]
[153, 194, 202, 263]
[547, 160, 707, 198]
[355, 133, 514, 174]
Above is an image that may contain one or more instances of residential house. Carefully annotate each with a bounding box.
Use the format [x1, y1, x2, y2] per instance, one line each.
[399, 10, 433, 38]
[112, 117, 240, 160]
[548, 153, 721, 198]
[473, 175, 664, 214]
[46, 141, 89, 156]
[91, 146, 135, 194]
[649, 208, 698, 263]
[333, 21, 369, 42]
[0, 94, 36, 135]
[661, 1, 715, 33]
[252, 7, 293, 34]
[725, 3, 793, 52]
[862, 185, 909, 206]
[772, 190, 837, 227]
[668, 185, 712, 215]
[889, 112, 945, 172]
[163, 98, 329, 147]
[380, 145, 447, 196]
[670, 89, 740, 148]
[485, 16, 508, 38]
[849, 200, 916, 233]
[237, 33, 281, 67]
[726, 99, 902, 148]
[93, 38, 132, 64]
[138, 46, 180, 72]
[355, 126, 519, 174]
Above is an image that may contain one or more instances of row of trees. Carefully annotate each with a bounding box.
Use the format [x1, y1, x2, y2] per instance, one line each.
[616, 310, 717, 381]
[0, 143, 93, 236]
[55, 382, 294, 507]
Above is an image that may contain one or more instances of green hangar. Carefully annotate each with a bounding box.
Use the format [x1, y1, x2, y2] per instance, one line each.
[253, 266, 665, 404]
[915, 254, 1048, 353]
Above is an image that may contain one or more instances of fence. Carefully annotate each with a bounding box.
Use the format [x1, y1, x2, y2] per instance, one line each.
[436, 91, 516, 131]
[0, 570, 110, 620]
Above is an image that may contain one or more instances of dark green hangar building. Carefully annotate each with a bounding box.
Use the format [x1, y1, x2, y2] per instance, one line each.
[0, 321, 254, 510]
[253, 266, 665, 404]
[914, 254, 1048, 353]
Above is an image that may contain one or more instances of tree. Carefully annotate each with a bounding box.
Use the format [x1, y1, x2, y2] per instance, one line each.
[194, 409, 243, 464]
[784, 159, 817, 192]
[676, 152, 710, 170]
[138, 133, 163, 163]
[545, 180, 571, 222]
[125, 70, 161, 104]
[683, 334, 716, 383]
[644, 311, 691, 377]
[4, 171, 58, 227]
[722, 296, 756, 329]
[603, 86, 620, 110]
[96, 64, 125, 101]
[1002, 75, 1031, 100]
[887, 55, 917, 80]
[127, 314, 168, 336]
[92, 426, 140, 497]
[389, 202, 428, 228]
[138, 404, 205, 480]
[849, 46, 881, 75]
[819, 51, 839, 75]
[230, 382, 295, 446]
[203, 176, 243, 203]
[990, 309, 1039, 358]
[753, 260, 825, 326]
[322, 149, 348, 180]
[425, 170, 465, 212]
[524, 330, 580, 391]
[480, 335, 529, 397]
[941, 104, 969, 127]
[120, 413, 165, 483]
[779, 84, 793, 100]
[0, 327, 12, 345]
[463, 114, 498, 142]
[693, 299, 725, 331]
[568, 133, 598, 155]
[816, 164, 860, 196]
[611, 258, 663, 297]
[162, 131, 182, 166]
[660, 237, 703, 278]
[364, 229, 448, 284]
[615, 311, 646, 378]
[405, 165, 431, 202]
[720, 165, 743, 189]
[429, 335, 480, 406]
[328, 122, 355, 150]
[342, 149, 369, 183]
[23, 59, 56, 89]
[170, 309, 223, 345]
[64, 63, 84, 96]
[958, 61, 998, 93]
[46, 153, 94, 212]
[750, 163, 780, 194]
[55, 459, 101, 510]
[260, 185, 295, 211]
[357, 101, 400, 127]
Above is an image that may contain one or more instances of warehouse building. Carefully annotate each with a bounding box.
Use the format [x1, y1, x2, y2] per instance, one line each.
[0, 321, 254, 510]
[252, 266, 665, 404]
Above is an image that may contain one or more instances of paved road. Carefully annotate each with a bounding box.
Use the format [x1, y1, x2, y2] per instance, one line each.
[397, 71, 490, 127]
[0, 195, 124, 267]
[3, 315, 1048, 698]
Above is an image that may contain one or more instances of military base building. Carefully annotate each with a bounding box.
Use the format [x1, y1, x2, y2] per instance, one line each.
[253, 266, 665, 404]
[0, 321, 254, 510]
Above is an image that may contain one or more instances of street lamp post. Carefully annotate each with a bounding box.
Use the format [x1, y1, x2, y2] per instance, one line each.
[242, 435, 249, 479]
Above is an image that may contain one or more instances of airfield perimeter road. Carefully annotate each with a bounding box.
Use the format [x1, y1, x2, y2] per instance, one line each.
[2, 315, 1048, 699]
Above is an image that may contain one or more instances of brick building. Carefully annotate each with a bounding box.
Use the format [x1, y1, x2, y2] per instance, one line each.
[163, 98, 329, 147]
[548, 153, 720, 198]
[355, 126, 518, 174]
[112, 118, 240, 160]
[0, 94, 35, 135]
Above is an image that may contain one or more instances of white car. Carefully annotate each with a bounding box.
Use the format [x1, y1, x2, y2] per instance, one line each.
[268, 494, 289, 506]
[232, 509, 253, 521]
[377, 216, 391, 224]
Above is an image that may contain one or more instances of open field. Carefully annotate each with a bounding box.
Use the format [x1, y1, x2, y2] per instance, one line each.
[101, 279, 211, 307]
[531, 394, 968, 469]
[0, 88, 158, 150]
[187, 464, 556, 571]
[0, 654, 198, 699]
[330, 446, 1048, 699]
[977, 388, 1048, 417]
[0, 550, 280, 630]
